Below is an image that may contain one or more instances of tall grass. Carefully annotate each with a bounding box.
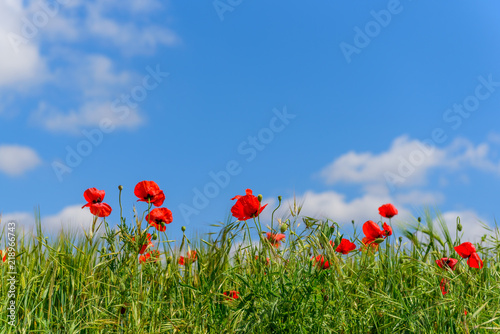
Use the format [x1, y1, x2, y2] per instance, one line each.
[1, 202, 500, 333]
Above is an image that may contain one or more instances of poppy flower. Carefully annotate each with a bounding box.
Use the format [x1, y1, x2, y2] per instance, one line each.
[436, 257, 458, 271]
[333, 239, 357, 255]
[1, 249, 8, 264]
[312, 254, 330, 269]
[440, 278, 449, 295]
[179, 250, 197, 265]
[146, 207, 173, 232]
[223, 290, 240, 300]
[266, 232, 286, 248]
[382, 222, 392, 237]
[139, 250, 160, 264]
[231, 189, 268, 221]
[132, 233, 153, 254]
[134, 181, 165, 207]
[378, 203, 398, 218]
[82, 187, 112, 217]
[454, 242, 483, 269]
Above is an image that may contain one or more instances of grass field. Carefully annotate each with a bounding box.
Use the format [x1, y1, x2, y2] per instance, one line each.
[1, 182, 500, 333]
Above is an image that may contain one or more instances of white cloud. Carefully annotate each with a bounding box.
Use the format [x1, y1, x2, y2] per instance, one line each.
[32, 100, 144, 134]
[320, 135, 500, 191]
[30, 55, 144, 134]
[2, 204, 96, 234]
[0, 1, 47, 88]
[319, 135, 445, 189]
[435, 210, 491, 243]
[0, 145, 42, 176]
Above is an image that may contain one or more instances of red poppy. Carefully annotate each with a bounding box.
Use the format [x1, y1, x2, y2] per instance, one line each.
[82, 188, 112, 217]
[436, 257, 458, 271]
[231, 189, 268, 221]
[440, 278, 449, 295]
[132, 233, 153, 254]
[179, 250, 197, 265]
[1, 248, 8, 264]
[454, 242, 483, 269]
[146, 207, 173, 232]
[333, 239, 357, 255]
[134, 181, 165, 207]
[312, 255, 330, 269]
[382, 222, 392, 237]
[139, 250, 160, 263]
[223, 290, 240, 300]
[82, 188, 105, 207]
[266, 232, 286, 248]
[378, 203, 398, 218]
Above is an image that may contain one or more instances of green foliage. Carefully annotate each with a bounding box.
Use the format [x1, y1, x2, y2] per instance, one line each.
[1, 209, 500, 334]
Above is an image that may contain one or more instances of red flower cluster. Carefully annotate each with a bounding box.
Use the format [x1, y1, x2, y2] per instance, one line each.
[332, 239, 357, 255]
[361, 220, 392, 250]
[378, 203, 398, 219]
[134, 181, 165, 207]
[132, 233, 153, 255]
[179, 250, 197, 265]
[82, 188, 112, 217]
[454, 242, 483, 269]
[231, 189, 267, 221]
[312, 254, 330, 269]
[435, 257, 458, 271]
[266, 232, 286, 248]
[223, 290, 240, 300]
[435, 257, 459, 295]
[139, 250, 160, 264]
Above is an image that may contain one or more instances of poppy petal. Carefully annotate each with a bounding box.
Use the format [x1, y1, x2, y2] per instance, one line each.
[454, 242, 476, 259]
[467, 252, 483, 269]
[363, 220, 383, 239]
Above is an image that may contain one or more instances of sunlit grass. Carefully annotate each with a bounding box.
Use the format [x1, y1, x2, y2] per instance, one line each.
[1, 195, 500, 333]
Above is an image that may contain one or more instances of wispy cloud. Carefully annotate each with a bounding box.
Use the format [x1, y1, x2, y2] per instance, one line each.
[0, 145, 42, 176]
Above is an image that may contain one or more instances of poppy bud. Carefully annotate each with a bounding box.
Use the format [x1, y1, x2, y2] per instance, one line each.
[398, 236, 403, 243]
[352, 220, 355, 225]
[334, 235, 341, 247]
[257, 194, 263, 202]
[278, 196, 282, 202]
[457, 219, 463, 232]
[374, 238, 385, 244]
[152, 232, 158, 240]
[418, 217, 422, 223]
[181, 226, 186, 232]
[118, 185, 123, 191]
[280, 224, 288, 233]
[166, 256, 172, 264]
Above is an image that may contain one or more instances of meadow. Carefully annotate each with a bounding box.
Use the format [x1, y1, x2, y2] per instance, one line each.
[1, 181, 500, 333]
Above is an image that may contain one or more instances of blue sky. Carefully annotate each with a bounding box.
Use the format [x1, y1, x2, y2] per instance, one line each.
[2, 0, 500, 242]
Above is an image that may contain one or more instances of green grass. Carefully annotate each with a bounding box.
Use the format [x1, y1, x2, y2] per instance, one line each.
[1, 202, 500, 333]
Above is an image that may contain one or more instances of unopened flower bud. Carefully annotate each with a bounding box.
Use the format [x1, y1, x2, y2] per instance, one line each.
[152, 232, 158, 240]
[418, 217, 422, 223]
[374, 238, 385, 244]
[278, 195, 282, 202]
[181, 226, 186, 232]
[280, 224, 288, 233]
[257, 194, 263, 202]
[118, 185, 123, 191]
[398, 236, 403, 243]
[457, 222, 463, 232]
[166, 256, 172, 264]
